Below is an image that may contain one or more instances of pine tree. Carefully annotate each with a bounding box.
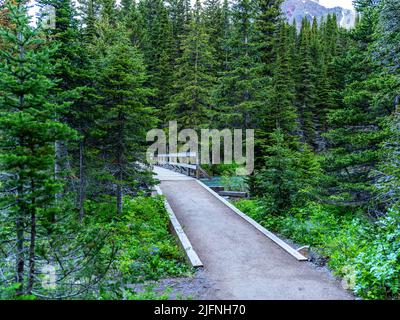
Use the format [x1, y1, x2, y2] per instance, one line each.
[0, 1, 75, 294]
[295, 17, 317, 148]
[214, 0, 264, 129]
[264, 23, 298, 138]
[139, 0, 174, 115]
[97, 27, 156, 214]
[167, 0, 215, 130]
[253, 129, 320, 214]
[254, 0, 283, 76]
[203, 0, 225, 72]
[323, 2, 387, 207]
[120, 0, 144, 46]
[100, 0, 117, 24]
[167, 0, 190, 60]
[77, 0, 100, 40]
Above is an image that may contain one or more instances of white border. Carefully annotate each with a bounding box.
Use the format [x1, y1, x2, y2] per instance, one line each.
[154, 186, 204, 268]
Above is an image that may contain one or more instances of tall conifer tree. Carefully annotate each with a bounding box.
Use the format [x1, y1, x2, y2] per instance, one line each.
[0, 0, 75, 294]
[167, 0, 215, 130]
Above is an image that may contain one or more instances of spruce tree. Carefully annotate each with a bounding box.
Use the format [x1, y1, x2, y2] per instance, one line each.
[371, 0, 400, 212]
[100, 0, 117, 25]
[295, 17, 317, 148]
[203, 0, 225, 73]
[214, 0, 264, 129]
[97, 27, 156, 214]
[254, 0, 283, 76]
[38, 0, 101, 220]
[220, 0, 231, 71]
[139, 0, 174, 114]
[323, 2, 387, 207]
[251, 23, 303, 200]
[167, 0, 190, 61]
[309, 16, 329, 150]
[77, 0, 100, 40]
[263, 23, 298, 139]
[0, 1, 75, 294]
[375, 109, 400, 209]
[120, 0, 144, 46]
[167, 0, 215, 130]
[253, 129, 320, 214]
[378, 0, 400, 69]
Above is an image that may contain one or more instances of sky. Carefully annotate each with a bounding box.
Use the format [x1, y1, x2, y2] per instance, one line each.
[27, 0, 355, 25]
[318, 0, 354, 10]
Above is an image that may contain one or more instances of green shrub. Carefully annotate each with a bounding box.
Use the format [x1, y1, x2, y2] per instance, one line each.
[233, 199, 283, 230]
[234, 198, 400, 299]
[201, 163, 239, 176]
[0, 284, 36, 300]
[353, 208, 400, 299]
[251, 130, 322, 215]
[51, 195, 192, 299]
[111, 196, 191, 282]
[220, 175, 247, 192]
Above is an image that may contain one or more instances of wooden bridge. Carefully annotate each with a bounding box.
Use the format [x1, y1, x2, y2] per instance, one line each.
[153, 159, 352, 299]
[155, 152, 210, 179]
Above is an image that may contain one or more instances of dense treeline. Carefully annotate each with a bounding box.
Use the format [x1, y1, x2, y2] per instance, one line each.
[0, 0, 399, 299]
[0, 0, 187, 299]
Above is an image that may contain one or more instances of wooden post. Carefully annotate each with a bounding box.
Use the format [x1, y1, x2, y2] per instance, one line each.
[196, 153, 200, 179]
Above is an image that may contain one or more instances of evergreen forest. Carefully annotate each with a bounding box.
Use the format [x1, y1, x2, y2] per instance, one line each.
[1, 0, 400, 300]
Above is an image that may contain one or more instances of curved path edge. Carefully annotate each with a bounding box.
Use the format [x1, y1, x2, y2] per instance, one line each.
[195, 180, 308, 261]
[154, 185, 204, 268]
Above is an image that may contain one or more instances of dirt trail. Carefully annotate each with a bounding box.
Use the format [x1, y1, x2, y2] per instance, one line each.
[159, 179, 352, 300]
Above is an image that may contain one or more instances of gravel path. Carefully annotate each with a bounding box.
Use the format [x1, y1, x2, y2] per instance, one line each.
[159, 179, 353, 300]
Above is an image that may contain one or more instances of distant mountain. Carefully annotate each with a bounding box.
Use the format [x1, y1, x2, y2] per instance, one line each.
[282, 0, 356, 30]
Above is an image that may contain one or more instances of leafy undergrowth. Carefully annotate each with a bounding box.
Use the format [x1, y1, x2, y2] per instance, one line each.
[113, 196, 191, 281]
[234, 199, 400, 300]
[0, 195, 192, 300]
[93, 195, 193, 299]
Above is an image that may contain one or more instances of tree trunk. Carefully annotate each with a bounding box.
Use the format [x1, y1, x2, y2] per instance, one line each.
[79, 140, 85, 221]
[27, 179, 36, 294]
[117, 183, 123, 215]
[116, 111, 124, 215]
[27, 207, 36, 294]
[15, 188, 25, 296]
[15, 27, 25, 296]
[116, 149, 123, 215]
[54, 141, 62, 199]
[52, 141, 63, 223]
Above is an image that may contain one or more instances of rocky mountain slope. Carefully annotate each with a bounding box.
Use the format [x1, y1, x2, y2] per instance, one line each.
[282, 0, 356, 29]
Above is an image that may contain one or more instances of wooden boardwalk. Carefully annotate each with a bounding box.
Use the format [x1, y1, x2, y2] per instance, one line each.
[154, 166, 195, 181]
[154, 166, 352, 300]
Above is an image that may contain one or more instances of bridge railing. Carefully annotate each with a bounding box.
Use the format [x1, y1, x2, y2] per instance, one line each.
[155, 152, 210, 179]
